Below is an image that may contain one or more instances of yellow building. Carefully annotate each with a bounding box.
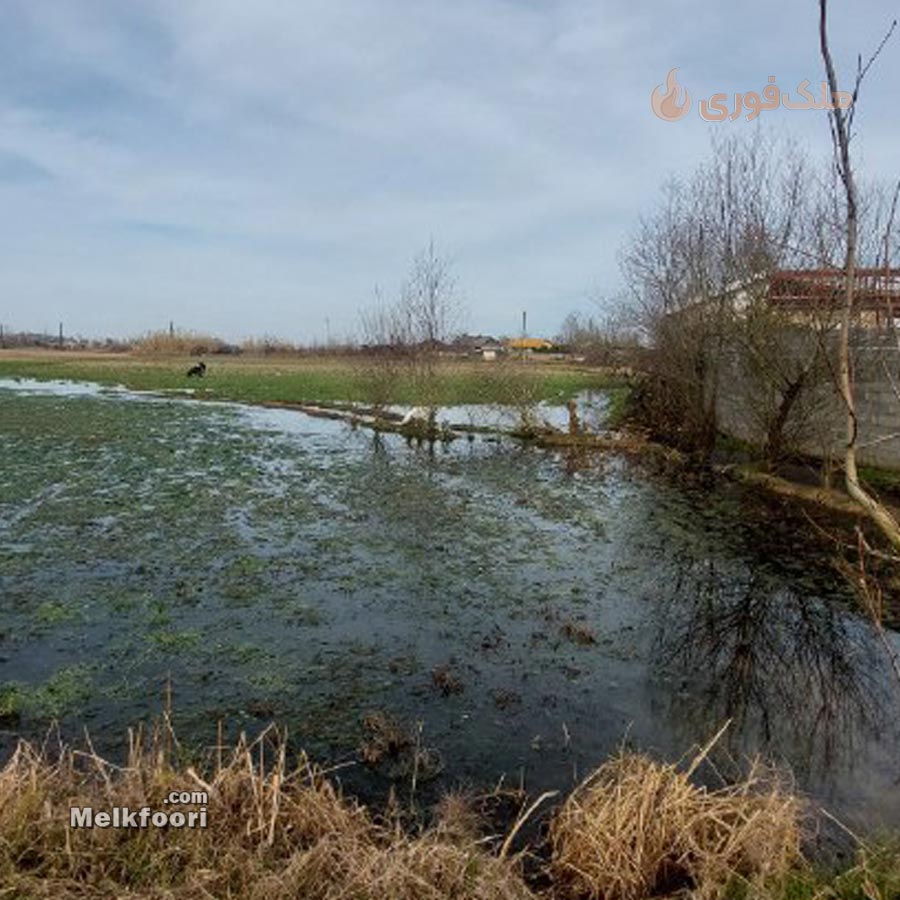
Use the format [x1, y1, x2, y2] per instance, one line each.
[506, 336, 553, 351]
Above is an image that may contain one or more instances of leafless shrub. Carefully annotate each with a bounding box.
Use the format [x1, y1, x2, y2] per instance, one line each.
[359, 711, 413, 765]
[621, 133, 827, 460]
[357, 242, 464, 423]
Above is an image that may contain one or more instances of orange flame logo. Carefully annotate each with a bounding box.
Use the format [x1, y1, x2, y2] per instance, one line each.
[651, 68, 691, 122]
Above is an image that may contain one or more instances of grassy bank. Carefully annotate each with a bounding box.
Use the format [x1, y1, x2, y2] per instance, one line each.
[1, 722, 896, 899]
[0, 350, 619, 407]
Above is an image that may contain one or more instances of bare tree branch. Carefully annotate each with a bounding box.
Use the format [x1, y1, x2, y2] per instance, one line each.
[818, 0, 900, 551]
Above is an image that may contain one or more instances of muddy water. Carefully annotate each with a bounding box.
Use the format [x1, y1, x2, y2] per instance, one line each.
[1, 381, 898, 832]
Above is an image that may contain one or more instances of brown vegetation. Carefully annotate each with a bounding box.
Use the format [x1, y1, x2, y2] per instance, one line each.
[549, 747, 802, 900]
[0, 724, 526, 899]
[0, 716, 825, 900]
[359, 710, 413, 764]
[130, 330, 236, 357]
[432, 665, 465, 696]
[560, 621, 597, 646]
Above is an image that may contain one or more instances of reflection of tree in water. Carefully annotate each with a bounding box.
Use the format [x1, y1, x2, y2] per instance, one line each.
[653, 555, 898, 780]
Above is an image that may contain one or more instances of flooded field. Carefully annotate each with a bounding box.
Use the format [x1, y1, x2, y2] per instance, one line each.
[1, 379, 899, 833]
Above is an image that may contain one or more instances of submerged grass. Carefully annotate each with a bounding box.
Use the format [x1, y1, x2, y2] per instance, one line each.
[0, 720, 892, 900]
[0, 667, 93, 723]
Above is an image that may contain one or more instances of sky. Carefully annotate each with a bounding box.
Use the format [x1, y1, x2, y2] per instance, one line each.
[0, 1, 898, 343]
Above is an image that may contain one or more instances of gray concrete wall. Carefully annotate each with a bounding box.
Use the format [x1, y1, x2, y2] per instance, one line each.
[717, 348, 900, 470]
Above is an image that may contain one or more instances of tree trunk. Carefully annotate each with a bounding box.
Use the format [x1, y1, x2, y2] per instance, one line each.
[765, 374, 805, 467]
[819, 0, 900, 552]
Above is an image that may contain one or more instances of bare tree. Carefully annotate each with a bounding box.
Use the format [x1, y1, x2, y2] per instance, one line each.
[358, 241, 464, 431]
[622, 133, 816, 458]
[398, 241, 462, 432]
[401, 241, 461, 350]
[728, 296, 837, 467]
[358, 285, 410, 413]
[818, 0, 900, 551]
[557, 304, 640, 368]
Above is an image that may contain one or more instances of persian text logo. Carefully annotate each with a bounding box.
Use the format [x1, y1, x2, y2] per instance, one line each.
[650, 70, 853, 122]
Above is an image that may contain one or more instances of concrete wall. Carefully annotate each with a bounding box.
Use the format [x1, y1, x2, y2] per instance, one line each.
[717, 347, 900, 470]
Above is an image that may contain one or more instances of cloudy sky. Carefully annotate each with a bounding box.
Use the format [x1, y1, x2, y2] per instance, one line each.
[1, 1, 898, 342]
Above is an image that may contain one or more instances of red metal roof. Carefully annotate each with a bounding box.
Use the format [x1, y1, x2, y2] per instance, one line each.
[768, 268, 900, 313]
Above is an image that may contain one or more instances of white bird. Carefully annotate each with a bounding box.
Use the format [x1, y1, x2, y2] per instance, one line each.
[400, 406, 430, 426]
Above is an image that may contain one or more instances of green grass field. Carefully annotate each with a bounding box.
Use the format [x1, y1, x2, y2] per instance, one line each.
[0, 350, 620, 407]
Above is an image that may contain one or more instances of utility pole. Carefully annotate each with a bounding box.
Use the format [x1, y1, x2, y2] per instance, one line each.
[58, 322, 64, 346]
[169, 320, 175, 337]
[521, 310, 527, 337]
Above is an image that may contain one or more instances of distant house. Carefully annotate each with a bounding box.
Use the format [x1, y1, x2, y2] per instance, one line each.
[452, 333, 505, 359]
[506, 336, 553, 352]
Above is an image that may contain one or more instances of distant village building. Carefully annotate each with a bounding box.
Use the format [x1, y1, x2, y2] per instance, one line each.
[506, 336, 553, 352]
[452, 333, 505, 359]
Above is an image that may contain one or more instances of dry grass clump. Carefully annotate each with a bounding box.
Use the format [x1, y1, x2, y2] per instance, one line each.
[253, 827, 534, 900]
[0, 724, 531, 899]
[0, 716, 819, 900]
[432, 664, 465, 696]
[432, 790, 484, 845]
[549, 746, 803, 900]
[560, 620, 597, 646]
[359, 712, 444, 784]
[359, 711, 412, 764]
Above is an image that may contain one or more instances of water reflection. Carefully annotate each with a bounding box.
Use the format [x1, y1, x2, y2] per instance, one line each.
[653, 556, 897, 782]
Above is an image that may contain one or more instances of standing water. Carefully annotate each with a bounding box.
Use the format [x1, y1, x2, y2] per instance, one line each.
[0, 380, 898, 833]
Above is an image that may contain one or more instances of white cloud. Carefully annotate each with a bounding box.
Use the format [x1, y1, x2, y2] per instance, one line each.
[0, 0, 897, 340]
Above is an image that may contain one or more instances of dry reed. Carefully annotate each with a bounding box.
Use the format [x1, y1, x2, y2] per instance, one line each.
[0, 719, 819, 900]
[548, 743, 802, 900]
[0, 724, 532, 899]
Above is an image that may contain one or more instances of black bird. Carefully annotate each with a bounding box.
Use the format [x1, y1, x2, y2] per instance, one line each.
[186, 361, 207, 378]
